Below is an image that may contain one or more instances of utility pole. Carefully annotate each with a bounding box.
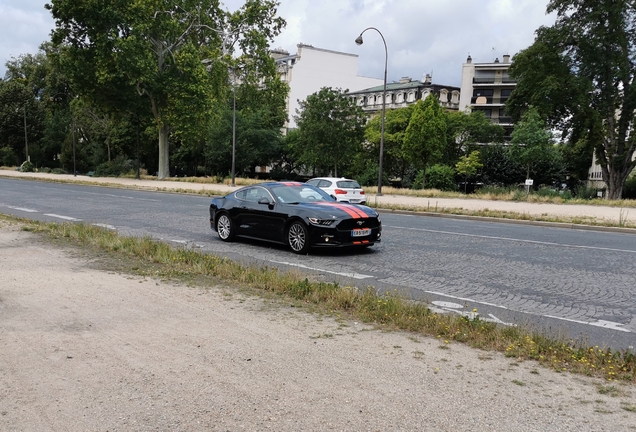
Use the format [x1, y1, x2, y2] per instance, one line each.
[23, 106, 29, 162]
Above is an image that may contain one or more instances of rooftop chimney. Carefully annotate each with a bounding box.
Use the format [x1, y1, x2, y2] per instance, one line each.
[494, 57, 500, 63]
[399, 76, 412, 84]
[466, 54, 472, 63]
[503, 54, 510, 63]
[423, 74, 432, 84]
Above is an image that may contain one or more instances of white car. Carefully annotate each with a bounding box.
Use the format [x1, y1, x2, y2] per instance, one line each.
[306, 177, 366, 204]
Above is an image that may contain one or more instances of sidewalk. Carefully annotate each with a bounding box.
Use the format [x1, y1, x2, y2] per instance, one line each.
[2, 169, 635, 227]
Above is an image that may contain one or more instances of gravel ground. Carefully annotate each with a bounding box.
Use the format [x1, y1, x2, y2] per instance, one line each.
[1, 220, 635, 431]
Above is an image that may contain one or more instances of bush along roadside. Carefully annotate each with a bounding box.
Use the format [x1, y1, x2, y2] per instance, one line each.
[8, 216, 634, 384]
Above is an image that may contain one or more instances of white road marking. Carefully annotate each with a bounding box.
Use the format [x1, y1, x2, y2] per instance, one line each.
[268, 260, 374, 280]
[43, 213, 81, 221]
[431, 301, 464, 309]
[427, 290, 632, 333]
[8, 206, 38, 212]
[386, 225, 636, 254]
[92, 223, 116, 230]
[429, 301, 516, 326]
[170, 240, 188, 244]
[544, 315, 632, 333]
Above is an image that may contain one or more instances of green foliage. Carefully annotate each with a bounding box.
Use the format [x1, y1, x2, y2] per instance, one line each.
[510, 107, 556, 178]
[412, 164, 457, 191]
[445, 110, 504, 166]
[507, 0, 636, 199]
[0, 147, 17, 167]
[20, 160, 35, 172]
[403, 96, 447, 186]
[574, 183, 601, 200]
[426, 164, 457, 191]
[47, 0, 286, 179]
[294, 87, 367, 177]
[94, 155, 134, 177]
[623, 174, 636, 199]
[477, 145, 526, 186]
[456, 150, 483, 178]
[362, 105, 414, 182]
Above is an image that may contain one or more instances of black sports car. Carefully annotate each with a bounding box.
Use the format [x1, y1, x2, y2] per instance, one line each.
[209, 182, 382, 254]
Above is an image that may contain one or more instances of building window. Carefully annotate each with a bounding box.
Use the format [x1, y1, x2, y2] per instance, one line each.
[451, 91, 459, 104]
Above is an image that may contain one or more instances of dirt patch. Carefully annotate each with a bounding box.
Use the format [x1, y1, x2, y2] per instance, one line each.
[1, 221, 634, 431]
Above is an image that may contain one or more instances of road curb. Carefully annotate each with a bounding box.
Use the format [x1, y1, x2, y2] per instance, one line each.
[377, 208, 636, 235]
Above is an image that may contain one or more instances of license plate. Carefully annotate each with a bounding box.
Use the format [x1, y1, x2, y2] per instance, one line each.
[351, 228, 371, 237]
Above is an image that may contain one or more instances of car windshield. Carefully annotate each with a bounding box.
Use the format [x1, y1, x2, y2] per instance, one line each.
[335, 180, 361, 189]
[271, 184, 334, 204]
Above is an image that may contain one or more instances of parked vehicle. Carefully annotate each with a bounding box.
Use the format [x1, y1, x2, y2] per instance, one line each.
[306, 177, 366, 204]
[209, 182, 381, 254]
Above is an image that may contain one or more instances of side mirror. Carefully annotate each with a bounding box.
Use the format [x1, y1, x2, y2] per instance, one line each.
[257, 197, 272, 205]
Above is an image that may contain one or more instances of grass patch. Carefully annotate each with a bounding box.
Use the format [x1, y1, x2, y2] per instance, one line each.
[4, 214, 636, 384]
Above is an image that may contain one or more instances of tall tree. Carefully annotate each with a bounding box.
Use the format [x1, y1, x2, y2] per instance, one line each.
[507, 0, 636, 199]
[47, 0, 285, 179]
[294, 87, 366, 177]
[510, 107, 556, 180]
[445, 109, 504, 166]
[363, 105, 414, 186]
[403, 95, 447, 188]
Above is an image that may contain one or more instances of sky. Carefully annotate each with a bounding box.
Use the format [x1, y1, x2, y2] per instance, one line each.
[0, 0, 557, 87]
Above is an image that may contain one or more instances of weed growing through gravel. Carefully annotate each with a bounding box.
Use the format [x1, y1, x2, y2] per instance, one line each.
[7, 216, 636, 384]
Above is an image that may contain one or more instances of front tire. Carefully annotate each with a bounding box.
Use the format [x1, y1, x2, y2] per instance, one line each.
[216, 213, 235, 242]
[287, 221, 310, 254]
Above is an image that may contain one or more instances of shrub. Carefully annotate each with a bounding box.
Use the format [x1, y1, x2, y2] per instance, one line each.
[623, 174, 636, 199]
[574, 183, 600, 200]
[94, 155, 134, 177]
[20, 161, 34, 172]
[421, 164, 457, 191]
[0, 147, 17, 167]
[38, 167, 52, 173]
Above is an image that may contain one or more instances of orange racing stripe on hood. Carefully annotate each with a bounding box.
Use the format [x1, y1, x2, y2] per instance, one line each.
[314, 202, 362, 218]
[338, 203, 369, 218]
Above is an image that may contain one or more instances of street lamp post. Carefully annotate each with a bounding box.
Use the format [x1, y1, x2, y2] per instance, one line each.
[356, 27, 388, 196]
[23, 106, 29, 162]
[231, 71, 237, 187]
[72, 116, 76, 177]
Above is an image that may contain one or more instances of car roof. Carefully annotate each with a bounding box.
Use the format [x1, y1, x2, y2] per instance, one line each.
[307, 177, 356, 181]
[237, 181, 305, 189]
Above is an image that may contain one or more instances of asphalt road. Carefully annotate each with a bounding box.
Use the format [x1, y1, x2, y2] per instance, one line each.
[2, 177, 635, 351]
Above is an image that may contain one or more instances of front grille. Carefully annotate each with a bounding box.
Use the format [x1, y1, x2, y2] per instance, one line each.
[336, 218, 380, 231]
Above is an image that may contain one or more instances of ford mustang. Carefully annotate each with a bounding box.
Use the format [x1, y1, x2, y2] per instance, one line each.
[209, 182, 382, 254]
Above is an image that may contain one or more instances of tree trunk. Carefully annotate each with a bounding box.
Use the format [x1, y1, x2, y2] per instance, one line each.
[606, 169, 625, 200]
[157, 124, 170, 179]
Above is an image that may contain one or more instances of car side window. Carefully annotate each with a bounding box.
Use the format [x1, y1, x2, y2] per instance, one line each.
[318, 180, 332, 188]
[235, 189, 248, 201]
[245, 187, 269, 202]
[307, 179, 319, 186]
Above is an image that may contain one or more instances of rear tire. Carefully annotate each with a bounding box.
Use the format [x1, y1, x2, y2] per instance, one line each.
[287, 221, 310, 254]
[216, 213, 235, 242]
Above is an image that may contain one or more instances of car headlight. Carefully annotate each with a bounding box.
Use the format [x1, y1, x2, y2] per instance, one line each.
[308, 217, 335, 226]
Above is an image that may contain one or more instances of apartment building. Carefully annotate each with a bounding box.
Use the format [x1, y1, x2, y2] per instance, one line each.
[347, 74, 460, 115]
[272, 44, 383, 131]
[458, 54, 516, 139]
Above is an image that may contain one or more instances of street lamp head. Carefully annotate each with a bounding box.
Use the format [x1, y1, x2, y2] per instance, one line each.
[355, 35, 364, 45]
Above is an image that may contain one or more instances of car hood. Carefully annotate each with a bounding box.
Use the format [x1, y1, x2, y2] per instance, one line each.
[292, 201, 378, 219]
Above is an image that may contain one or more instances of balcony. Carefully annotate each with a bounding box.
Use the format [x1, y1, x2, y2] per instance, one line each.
[473, 77, 495, 84]
[471, 97, 509, 105]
